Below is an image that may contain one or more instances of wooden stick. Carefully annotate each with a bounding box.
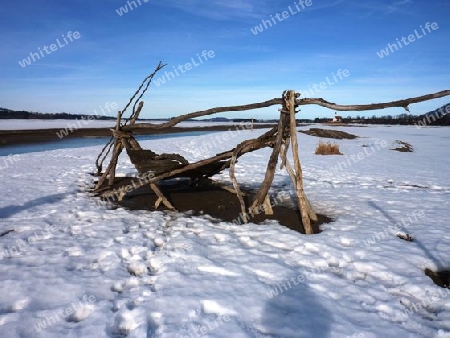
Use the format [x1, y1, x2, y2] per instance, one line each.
[95, 142, 123, 190]
[251, 109, 289, 210]
[150, 183, 176, 210]
[229, 147, 248, 223]
[108, 112, 124, 186]
[287, 90, 314, 234]
[280, 138, 290, 170]
[282, 155, 318, 222]
[128, 135, 142, 150]
[130, 101, 144, 125]
[263, 195, 274, 215]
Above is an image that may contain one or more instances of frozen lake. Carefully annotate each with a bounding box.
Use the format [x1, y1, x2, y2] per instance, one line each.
[0, 131, 214, 157]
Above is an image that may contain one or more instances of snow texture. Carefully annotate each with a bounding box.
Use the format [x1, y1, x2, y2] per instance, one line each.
[0, 124, 449, 337]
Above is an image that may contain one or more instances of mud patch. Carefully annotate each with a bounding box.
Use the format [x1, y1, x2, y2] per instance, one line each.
[424, 268, 450, 288]
[300, 128, 358, 140]
[96, 178, 332, 234]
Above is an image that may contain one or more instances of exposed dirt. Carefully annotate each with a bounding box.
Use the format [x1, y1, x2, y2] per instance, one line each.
[300, 128, 358, 140]
[425, 268, 450, 288]
[96, 177, 332, 234]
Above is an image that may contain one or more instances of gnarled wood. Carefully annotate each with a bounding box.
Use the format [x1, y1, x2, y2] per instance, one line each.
[122, 98, 284, 131]
[297, 90, 450, 112]
[229, 143, 249, 223]
[287, 90, 314, 234]
[251, 104, 290, 211]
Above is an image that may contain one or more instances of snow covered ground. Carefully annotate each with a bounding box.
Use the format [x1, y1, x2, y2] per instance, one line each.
[0, 124, 449, 337]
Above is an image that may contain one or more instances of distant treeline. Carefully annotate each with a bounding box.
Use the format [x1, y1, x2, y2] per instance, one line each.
[314, 103, 450, 126]
[0, 108, 116, 120]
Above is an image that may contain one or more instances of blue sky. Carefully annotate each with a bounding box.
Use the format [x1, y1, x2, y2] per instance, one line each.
[0, 0, 449, 119]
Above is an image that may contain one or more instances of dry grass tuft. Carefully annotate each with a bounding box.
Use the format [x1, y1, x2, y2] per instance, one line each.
[315, 140, 342, 155]
[391, 140, 414, 152]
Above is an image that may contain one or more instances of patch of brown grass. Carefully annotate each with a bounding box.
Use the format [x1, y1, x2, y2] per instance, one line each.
[391, 140, 414, 152]
[315, 140, 342, 155]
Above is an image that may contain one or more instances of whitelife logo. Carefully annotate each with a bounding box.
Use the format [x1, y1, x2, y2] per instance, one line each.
[251, 0, 312, 35]
[376, 22, 439, 58]
[153, 50, 215, 87]
[116, 0, 148, 16]
[18, 31, 81, 68]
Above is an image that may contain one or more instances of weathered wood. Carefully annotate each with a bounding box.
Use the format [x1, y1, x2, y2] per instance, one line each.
[112, 129, 133, 139]
[94, 78, 450, 235]
[126, 149, 230, 181]
[128, 149, 188, 176]
[229, 147, 248, 223]
[128, 136, 142, 150]
[122, 98, 284, 131]
[108, 144, 121, 186]
[251, 107, 290, 210]
[287, 90, 313, 234]
[280, 138, 290, 170]
[107, 111, 125, 186]
[112, 133, 278, 193]
[130, 101, 144, 125]
[282, 155, 318, 222]
[150, 183, 176, 210]
[95, 137, 114, 175]
[120, 61, 166, 117]
[95, 142, 123, 190]
[297, 90, 450, 112]
[263, 195, 274, 215]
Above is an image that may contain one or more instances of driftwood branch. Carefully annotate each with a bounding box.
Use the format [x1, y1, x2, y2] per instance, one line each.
[297, 90, 450, 112]
[150, 183, 176, 210]
[122, 61, 166, 117]
[229, 148, 248, 223]
[122, 90, 450, 131]
[287, 90, 314, 234]
[130, 101, 144, 125]
[122, 98, 284, 131]
[104, 133, 278, 194]
[251, 112, 289, 210]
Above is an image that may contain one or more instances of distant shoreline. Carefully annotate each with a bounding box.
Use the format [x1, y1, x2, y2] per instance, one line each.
[0, 124, 277, 147]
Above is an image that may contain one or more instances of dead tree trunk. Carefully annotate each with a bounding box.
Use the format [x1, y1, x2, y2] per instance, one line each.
[286, 90, 315, 234]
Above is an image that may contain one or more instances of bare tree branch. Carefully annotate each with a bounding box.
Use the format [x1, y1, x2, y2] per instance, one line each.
[297, 90, 450, 112]
[122, 98, 283, 131]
